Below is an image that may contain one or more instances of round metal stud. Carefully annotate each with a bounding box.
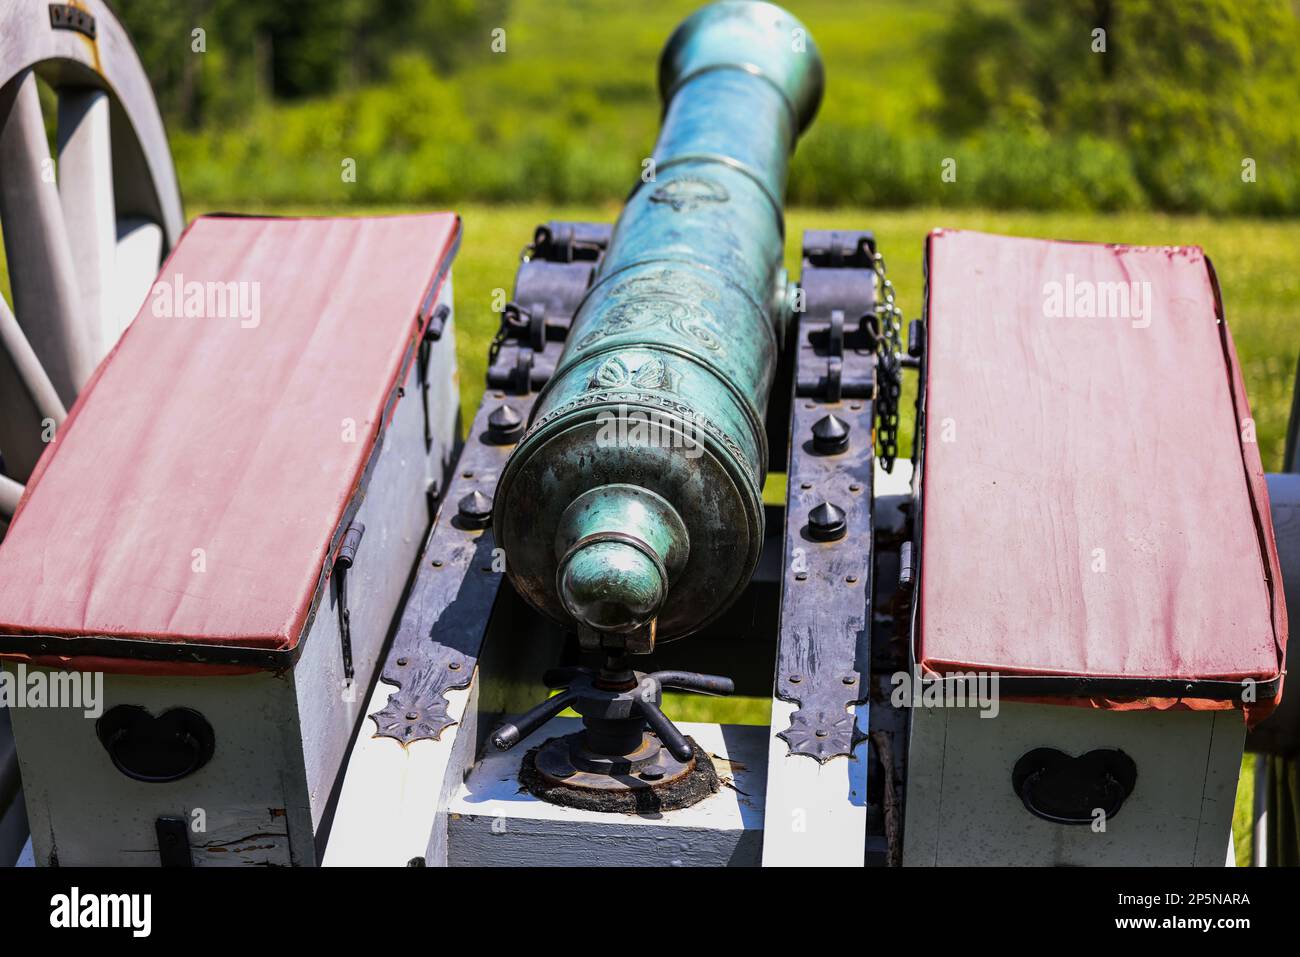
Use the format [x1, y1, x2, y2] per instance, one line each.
[487, 404, 524, 443]
[457, 490, 494, 529]
[811, 413, 850, 454]
[808, 501, 847, 541]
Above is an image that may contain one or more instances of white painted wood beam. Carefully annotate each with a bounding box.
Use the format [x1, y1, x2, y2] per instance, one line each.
[0, 291, 67, 428]
[322, 673, 481, 867]
[761, 700, 870, 866]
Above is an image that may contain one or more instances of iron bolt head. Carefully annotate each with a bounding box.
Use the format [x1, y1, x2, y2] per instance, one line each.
[811, 413, 850, 454]
[457, 490, 494, 529]
[487, 404, 524, 443]
[808, 500, 847, 541]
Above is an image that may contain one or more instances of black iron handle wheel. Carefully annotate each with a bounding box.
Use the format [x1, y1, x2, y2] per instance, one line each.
[637, 696, 694, 762]
[649, 671, 735, 696]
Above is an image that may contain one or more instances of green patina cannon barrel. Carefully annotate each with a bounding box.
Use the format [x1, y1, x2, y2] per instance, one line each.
[493, 0, 823, 650]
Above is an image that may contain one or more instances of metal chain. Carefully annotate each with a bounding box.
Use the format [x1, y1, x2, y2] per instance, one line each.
[487, 311, 512, 367]
[489, 238, 539, 367]
[488, 301, 531, 367]
[871, 250, 904, 473]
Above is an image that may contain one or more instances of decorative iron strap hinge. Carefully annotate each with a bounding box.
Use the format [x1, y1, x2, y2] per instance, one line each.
[775, 346, 875, 762]
[487, 221, 611, 394]
[771, 229, 879, 763]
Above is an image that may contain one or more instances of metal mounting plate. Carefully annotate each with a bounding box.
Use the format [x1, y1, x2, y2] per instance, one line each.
[772, 234, 878, 763]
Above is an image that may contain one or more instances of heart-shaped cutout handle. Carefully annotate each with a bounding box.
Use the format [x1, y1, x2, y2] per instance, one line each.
[95, 705, 215, 783]
[1012, 747, 1137, 825]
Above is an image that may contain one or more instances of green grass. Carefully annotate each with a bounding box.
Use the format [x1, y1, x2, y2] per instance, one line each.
[1235, 752, 1257, 866]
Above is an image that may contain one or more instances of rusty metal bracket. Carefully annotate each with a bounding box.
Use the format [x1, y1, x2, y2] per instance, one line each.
[333, 521, 365, 684]
[155, 816, 192, 868]
[369, 393, 539, 745]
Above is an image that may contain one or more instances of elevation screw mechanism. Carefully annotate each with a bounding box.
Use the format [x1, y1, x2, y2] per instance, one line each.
[457, 490, 494, 529]
[489, 656, 736, 812]
[487, 404, 524, 444]
[808, 501, 847, 541]
[811, 413, 851, 454]
[490, 658, 733, 766]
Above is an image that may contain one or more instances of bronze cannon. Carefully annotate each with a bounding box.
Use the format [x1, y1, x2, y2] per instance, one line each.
[492, 0, 825, 654]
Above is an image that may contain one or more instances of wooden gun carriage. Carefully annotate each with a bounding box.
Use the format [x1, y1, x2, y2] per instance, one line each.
[0, 0, 1292, 867]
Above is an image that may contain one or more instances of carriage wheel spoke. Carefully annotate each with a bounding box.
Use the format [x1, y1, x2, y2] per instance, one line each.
[57, 88, 118, 359]
[0, 71, 94, 406]
[0, 290, 54, 482]
[0, 293, 66, 428]
[0, 473, 24, 518]
[114, 218, 164, 333]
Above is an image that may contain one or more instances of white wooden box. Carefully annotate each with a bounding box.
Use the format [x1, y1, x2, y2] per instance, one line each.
[905, 230, 1287, 866]
[0, 214, 462, 865]
[903, 700, 1242, 866]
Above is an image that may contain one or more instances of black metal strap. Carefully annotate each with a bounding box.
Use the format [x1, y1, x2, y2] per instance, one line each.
[333, 521, 365, 683]
[774, 308, 875, 762]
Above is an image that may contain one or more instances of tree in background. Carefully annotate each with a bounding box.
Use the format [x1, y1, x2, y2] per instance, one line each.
[933, 0, 1300, 212]
[120, 0, 510, 128]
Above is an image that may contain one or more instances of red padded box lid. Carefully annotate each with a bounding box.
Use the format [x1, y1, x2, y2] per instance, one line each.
[918, 229, 1286, 703]
[0, 213, 460, 669]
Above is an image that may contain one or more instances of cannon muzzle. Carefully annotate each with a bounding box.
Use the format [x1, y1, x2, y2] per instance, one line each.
[493, 0, 824, 651]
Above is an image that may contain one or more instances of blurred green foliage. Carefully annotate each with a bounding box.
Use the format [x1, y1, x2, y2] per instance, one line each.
[123, 0, 509, 126]
[123, 0, 1299, 214]
[934, 0, 1300, 214]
